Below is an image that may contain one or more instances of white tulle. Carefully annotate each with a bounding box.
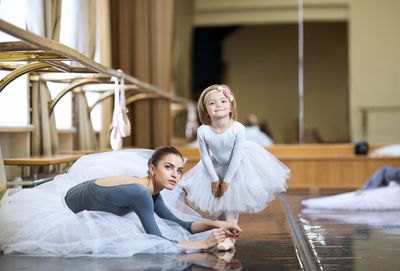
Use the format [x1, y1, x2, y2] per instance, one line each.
[179, 141, 290, 217]
[370, 144, 400, 157]
[301, 208, 400, 227]
[301, 182, 400, 210]
[0, 149, 208, 257]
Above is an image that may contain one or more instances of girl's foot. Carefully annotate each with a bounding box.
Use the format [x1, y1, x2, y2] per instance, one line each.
[217, 237, 235, 251]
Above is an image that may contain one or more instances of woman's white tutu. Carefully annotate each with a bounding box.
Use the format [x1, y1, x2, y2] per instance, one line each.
[0, 149, 207, 257]
[179, 141, 290, 217]
[301, 182, 400, 211]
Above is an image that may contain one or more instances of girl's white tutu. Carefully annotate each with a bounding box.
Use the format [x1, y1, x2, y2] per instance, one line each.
[179, 141, 290, 217]
[0, 149, 207, 257]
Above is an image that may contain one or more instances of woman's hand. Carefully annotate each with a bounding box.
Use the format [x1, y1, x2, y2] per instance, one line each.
[205, 228, 227, 249]
[219, 182, 229, 196]
[214, 221, 242, 240]
[211, 181, 221, 197]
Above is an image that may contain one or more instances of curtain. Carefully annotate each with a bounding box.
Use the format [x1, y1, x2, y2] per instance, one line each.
[172, 0, 193, 99]
[26, 0, 61, 40]
[67, 0, 98, 150]
[110, 0, 175, 148]
[26, 0, 61, 156]
[96, 0, 113, 150]
[73, 91, 98, 150]
[69, 0, 96, 59]
[172, 0, 194, 139]
[31, 82, 60, 155]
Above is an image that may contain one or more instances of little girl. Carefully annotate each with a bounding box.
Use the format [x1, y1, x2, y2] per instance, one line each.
[180, 84, 290, 250]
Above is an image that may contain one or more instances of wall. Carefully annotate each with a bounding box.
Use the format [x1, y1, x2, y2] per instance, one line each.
[194, 0, 400, 144]
[223, 22, 349, 143]
[349, 0, 400, 144]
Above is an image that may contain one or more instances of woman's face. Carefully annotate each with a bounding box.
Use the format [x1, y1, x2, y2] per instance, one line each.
[149, 153, 184, 190]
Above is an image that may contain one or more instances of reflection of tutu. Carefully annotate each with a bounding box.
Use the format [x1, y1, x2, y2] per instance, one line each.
[180, 141, 290, 217]
[0, 149, 207, 257]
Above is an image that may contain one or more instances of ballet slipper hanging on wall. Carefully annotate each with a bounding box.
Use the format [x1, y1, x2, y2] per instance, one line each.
[110, 73, 131, 150]
[185, 103, 198, 141]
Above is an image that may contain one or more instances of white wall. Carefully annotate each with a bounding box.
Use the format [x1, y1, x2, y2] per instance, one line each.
[349, 0, 400, 143]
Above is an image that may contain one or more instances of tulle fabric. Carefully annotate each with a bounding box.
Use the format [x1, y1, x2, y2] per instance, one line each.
[0, 149, 208, 257]
[301, 208, 400, 226]
[301, 182, 400, 210]
[179, 141, 290, 217]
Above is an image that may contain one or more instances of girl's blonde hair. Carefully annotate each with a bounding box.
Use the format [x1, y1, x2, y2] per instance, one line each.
[197, 84, 237, 125]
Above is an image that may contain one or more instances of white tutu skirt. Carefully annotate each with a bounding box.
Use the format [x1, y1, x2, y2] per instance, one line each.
[301, 208, 400, 226]
[179, 141, 290, 217]
[301, 182, 400, 211]
[0, 149, 207, 257]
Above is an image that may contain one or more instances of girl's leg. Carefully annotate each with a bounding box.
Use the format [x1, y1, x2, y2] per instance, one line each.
[224, 211, 239, 223]
[217, 211, 239, 250]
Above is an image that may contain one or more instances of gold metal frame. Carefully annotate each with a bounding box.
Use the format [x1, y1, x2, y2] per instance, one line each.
[0, 18, 194, 106]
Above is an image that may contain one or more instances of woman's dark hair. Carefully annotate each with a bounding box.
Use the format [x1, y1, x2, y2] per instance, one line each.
[148, 146, 184, 167]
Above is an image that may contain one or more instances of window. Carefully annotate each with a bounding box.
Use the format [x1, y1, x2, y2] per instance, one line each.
[0, 0, 29, 126]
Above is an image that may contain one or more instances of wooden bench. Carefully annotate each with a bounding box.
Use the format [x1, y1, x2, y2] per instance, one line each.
[178, 144, 400, 192]
[4, 153, 82, 186]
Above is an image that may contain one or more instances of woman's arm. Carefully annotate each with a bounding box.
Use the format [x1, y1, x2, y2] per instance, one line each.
[191, 220, 241, 239]
[154, 195, 241, 237]
[153, 194, 193, 233]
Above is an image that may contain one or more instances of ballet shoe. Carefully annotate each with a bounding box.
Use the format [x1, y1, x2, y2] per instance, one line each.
[217, 237, 235, 251]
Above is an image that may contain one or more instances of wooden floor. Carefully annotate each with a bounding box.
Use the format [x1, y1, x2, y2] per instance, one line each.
[1, 190, 399, 270]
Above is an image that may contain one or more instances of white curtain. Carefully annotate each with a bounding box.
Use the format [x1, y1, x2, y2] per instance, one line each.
[26, 0, 61, 156]
[62, 0, 98, 150]
[68, 0, 97, 59]
[26, 0, 61, 40]
[73, 91, 98, 150]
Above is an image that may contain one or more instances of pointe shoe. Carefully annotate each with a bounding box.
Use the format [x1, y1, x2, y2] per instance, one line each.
[217, 237, 235, 251]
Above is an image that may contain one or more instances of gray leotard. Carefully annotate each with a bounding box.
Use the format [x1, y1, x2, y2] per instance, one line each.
[65, 180, 193, 242]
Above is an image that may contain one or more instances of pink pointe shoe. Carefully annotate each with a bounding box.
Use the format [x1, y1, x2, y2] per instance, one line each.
[217, 237, 235, 251]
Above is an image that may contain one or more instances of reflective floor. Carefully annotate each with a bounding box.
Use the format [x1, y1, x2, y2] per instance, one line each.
[296, 195, 400, 271]
[1, 191, 400, 270]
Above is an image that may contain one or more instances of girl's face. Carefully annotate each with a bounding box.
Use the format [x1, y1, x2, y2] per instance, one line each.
[205, 91, 232, 121]
[149, 154, 184, 190]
